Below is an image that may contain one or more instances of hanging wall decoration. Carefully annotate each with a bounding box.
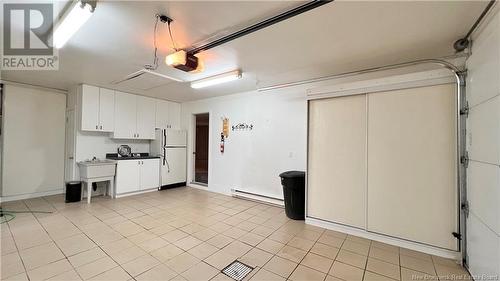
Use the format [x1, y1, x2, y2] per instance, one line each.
[222, 117, 230, 138]
[232, 123, 253, 131]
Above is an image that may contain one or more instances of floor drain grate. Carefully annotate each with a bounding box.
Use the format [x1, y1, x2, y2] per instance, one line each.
[222, 260, 254, 281]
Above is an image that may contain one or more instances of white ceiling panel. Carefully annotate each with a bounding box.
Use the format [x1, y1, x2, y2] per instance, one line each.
[1, 1, 488, 102]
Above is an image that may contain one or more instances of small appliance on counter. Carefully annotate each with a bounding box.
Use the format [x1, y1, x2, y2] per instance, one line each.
[117, 145, 132, 157]
[151, 129, 187, 189]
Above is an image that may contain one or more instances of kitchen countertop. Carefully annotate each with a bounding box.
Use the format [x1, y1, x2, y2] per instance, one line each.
[105, 153, 160, 160]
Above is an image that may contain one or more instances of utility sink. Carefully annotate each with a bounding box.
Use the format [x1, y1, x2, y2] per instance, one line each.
[78, 159, 117, 179]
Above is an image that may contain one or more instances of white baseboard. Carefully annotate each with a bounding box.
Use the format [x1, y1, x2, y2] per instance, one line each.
[188, 183, 210, 190]
[0, 189, 64, 203]
[231, 189, 284, 207]
[306, 217, 461, 261]
[115, 188, 158, 198]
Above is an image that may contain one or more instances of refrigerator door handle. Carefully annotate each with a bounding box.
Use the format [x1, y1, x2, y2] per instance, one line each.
[165, 156, 171, 173]
[163, 148, 166, 166]
[163, 129, 167, 147]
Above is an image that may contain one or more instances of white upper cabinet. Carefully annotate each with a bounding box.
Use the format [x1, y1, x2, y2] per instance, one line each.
[114, 92, 157, 140]
[136, 96, 156, 139]
[155, 99, 169, 129]
[98, 88, 115, 132]
[114, 91, 137, 139]
[168, 102, 181, 129]
[80, 85, 100, 131]
[77, 83, 181, 139]
[155, 100, 181, 129]
[79, 84, 115, 132]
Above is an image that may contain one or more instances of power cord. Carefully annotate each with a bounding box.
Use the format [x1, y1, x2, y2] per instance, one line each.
[145, 15, 161, 70]
[145, 14, 177, 71]
[0, 207, 53, 224]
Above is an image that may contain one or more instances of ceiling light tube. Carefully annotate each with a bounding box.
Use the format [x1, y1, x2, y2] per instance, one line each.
[53, 1, 95, 49]
[191, 70, 242, 89]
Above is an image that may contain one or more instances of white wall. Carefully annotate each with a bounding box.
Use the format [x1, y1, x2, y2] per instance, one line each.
[1, 84, 66, 200]
[465, 9, 500, 277]
[181, 89, 307, 199]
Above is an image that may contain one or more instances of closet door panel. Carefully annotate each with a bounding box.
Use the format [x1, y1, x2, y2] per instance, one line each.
[367, 84, 458, 250]
[308, 94, 367, 228]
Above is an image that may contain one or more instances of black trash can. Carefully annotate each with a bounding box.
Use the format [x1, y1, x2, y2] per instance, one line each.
[65, 181, 82, 203]
[279, 171, 306, 220]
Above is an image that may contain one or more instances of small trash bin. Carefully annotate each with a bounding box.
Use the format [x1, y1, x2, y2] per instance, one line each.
[279, 171, 306, 220]
[65, 181, 82, 203]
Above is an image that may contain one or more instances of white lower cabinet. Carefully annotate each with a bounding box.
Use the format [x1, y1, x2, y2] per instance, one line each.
[115, 159, 159, 196]
[140, 158, 160, 190]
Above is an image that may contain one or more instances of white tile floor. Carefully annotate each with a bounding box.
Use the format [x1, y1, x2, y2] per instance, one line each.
[1, 187, 471, 281]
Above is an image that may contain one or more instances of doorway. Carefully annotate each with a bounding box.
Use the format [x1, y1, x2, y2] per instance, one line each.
[194, 113, 209, 185]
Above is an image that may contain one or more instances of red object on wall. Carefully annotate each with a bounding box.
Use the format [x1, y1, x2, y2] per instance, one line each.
[220, 133, 225, 153]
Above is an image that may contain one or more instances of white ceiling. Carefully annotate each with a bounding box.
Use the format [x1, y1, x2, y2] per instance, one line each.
[2, 1, 487, 102]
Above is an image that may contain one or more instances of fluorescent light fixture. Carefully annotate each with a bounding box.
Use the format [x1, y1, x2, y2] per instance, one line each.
[53, 1, 95, 48]
[191, 70, 242, 89]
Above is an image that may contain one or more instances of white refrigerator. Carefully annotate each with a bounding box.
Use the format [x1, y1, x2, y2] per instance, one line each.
[151, 129, 187, 188]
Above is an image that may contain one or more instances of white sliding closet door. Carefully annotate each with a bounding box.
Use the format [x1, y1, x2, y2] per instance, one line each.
[367, 84, 458, 250]
[308, 95, 367, 228]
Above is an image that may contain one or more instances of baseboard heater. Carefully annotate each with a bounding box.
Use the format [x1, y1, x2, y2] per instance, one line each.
[159, 182, 186, 190]
[231, 188, 284, 207]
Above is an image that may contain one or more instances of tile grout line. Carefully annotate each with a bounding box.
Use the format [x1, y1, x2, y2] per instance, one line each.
[5, 200, 30, 280]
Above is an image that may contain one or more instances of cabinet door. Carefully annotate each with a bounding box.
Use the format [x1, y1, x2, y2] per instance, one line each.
[80, 85, 100, 131]
[99, 88, 115, 132]
[307, 95, 367, 229]
[168, 101, 181, 129]
[155, 99, 169, 129]
[140, 159, 160, 190]
[115, 160, 140, 194]
[113, 91, 137, 139]
[136, 96, 156, 139]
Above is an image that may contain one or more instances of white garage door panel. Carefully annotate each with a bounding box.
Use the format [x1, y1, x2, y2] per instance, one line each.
[467, 96, 500, 166]
[3, 85, 66, 198]
[465, 14, 500, 107]
[467, 161, 500, 235]
[367, 84, 458, 250]
[466, 213, 500, 277]
[308, 95, 367, 228]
